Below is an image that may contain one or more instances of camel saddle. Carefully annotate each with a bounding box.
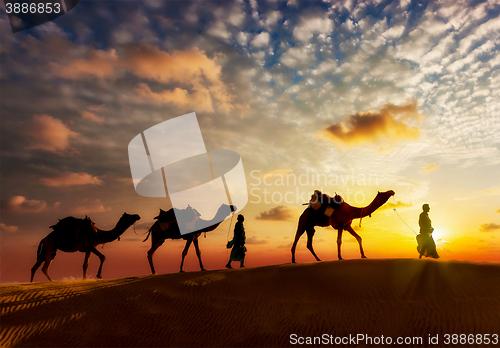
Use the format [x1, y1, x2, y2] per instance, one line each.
[50, 216, 98, 244]
[50, 216, 96, 232]
[309, 191, 337, 217]
[155, 206, 201, 233]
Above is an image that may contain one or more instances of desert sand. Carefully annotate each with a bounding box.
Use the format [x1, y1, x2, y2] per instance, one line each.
[1, 259, 500, 347]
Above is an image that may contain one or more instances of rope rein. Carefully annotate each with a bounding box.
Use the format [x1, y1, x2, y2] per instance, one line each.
[226, 213, 235, 256]
[391, 195, 418, 235]
[394, 208, 418, 235]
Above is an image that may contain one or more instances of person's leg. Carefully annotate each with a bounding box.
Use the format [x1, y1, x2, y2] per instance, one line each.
[226, 260, 232, 269]
[419, 237, 428, 258]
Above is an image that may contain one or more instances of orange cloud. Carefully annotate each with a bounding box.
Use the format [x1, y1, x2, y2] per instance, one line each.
[72, 200, 111, 215]
[480, 223, 500, 232]
[50, 44, 234, 113]
[0, 223, 18, 233]
[256, 205, 298, 221]
[81, 110, 105, 124]
[26, 115, 78, 154]
[317, 100, 422, 146]
[49, 48, 118, 79]
[135, 83, 215, 113]
[246, 236, 269, 245]
[6, 196, 47, 213]
[421, 162, 438, 173]
[40, 172, 104, 187]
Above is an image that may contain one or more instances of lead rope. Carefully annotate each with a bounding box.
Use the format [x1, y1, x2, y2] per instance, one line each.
[226, 213, 235, 256]
[392, 195, 418, 235]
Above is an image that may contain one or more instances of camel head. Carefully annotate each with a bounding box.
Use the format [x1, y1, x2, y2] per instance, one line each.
[378, 190, 395, 198]
[120, 212, 141, 226]
[374, 190, 396, 208]
[223, 204, 238, 213]
[217, 204, 237, 216]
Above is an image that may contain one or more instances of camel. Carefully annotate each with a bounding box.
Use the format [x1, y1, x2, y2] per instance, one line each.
[291, 190, 395, 262]
[31, 212, 141, 282]
[144, 204, 236, 274]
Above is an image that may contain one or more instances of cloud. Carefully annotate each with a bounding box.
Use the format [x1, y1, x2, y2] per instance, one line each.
[496, 209, 500, 214]
[50, 48, 118, 79]
[421, 162, 438, 173]
[246, 236, 269, 245]
[263, 11, 282, 29]
[125, 46, 234, 113]
[135, 83, 215, 113]
[207, 21, 232, 40]
[0, 223, 18, 233]
[280, 45, 314, 68]
[81, 110, 104, 124]
[39, 172, 104, 187]
[25, 115, 79, 154]
[379, 201, 413, 211]
[50, 45, 235, 113]
[256, 205, 298, 221]
[6, 196, 48, 213]
[72, 200, 111, 215]
[317, 100, 422, 147]
[293, 13, 333, 42]
[251, 32, 270, 48]
[480, 223, 500, 232]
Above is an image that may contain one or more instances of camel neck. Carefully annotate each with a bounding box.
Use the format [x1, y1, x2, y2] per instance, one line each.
[343, 193, 390, 219]
[96, 218, 130, 244]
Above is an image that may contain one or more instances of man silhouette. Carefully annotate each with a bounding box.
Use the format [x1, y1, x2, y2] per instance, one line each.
[417, 204, 439, 259]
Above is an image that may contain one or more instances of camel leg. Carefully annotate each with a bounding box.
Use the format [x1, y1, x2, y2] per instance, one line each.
[32, 240, 54, 282]
[89, 247, 106, 279]
[192, 235, 206, 271]
[82, 251, 91, 280]
[306, 228, 321, 261]
[290, 230, 304, 263]
[180, 236, 194, 272]
[337, 226, 344, 260]
[41, 255, 54, 282]
[345, 225, 366, 258]
[147, 238, 164, 275]
[30, 258, 44, 282]
[292, 218, 309, 263]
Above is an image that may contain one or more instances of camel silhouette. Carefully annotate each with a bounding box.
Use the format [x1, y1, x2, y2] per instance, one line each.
[144, 204, 236, 274]
[31, 212, 141, 282]
[291, 190, 395, 262]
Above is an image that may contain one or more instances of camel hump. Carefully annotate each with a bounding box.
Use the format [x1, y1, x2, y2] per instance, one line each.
[310, 190, 342, 213]
[156, 206, 198, 222]
[50, 216, 95, 232]
[50, 217, 80, 230]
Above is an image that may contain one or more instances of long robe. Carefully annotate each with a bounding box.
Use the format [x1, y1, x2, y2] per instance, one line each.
[417, 212, 439, 259]
[228, 221, 247, 262]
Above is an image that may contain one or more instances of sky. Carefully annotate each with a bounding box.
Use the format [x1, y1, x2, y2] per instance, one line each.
[1, 0, 500, 283]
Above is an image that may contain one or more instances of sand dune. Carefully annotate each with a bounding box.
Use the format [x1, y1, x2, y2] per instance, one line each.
[1, 259, 500, 347]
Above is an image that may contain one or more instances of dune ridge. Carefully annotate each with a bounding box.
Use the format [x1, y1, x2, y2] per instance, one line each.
[1, 259, 500, 347]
